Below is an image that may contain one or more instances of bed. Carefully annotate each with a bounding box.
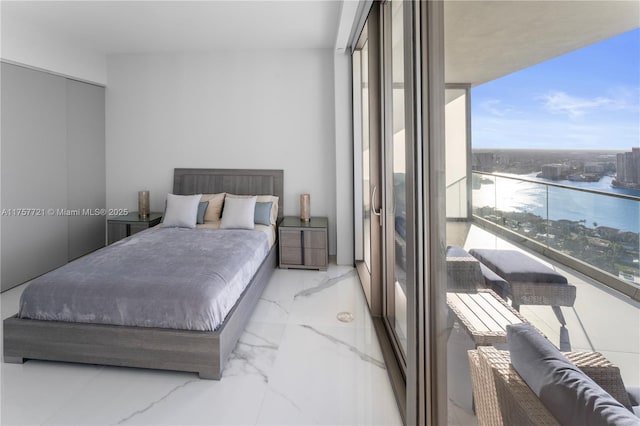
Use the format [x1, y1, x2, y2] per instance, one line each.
[3, 168, 284, 379]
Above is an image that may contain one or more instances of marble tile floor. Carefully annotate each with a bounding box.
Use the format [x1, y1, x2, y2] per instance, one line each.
[6, 224, 634, 426]
[0, 265, 403, 426]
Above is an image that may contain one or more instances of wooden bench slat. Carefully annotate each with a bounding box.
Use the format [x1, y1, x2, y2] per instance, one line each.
[478, 292, 523, 325]
[457, 293, 505, 332]
[447, 293, 493, 333]
[447, 289, 533, 346]
[466, 294, 513, 332]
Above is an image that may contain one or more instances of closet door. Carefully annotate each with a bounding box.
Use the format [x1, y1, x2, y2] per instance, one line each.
[1, 63, 69, 291]
[67, 80, 106, 260]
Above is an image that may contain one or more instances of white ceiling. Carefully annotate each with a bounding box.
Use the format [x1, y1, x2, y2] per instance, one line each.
[2, 1, 638, 86]
[445, 1, 640, 86]
[1, 0, 344, 53]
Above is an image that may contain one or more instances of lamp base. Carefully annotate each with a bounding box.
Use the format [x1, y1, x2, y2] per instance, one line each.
[138, 190, 150, 219]
[300, 194, 310, 223]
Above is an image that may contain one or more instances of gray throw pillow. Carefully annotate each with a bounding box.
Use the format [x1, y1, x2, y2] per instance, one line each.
[507, 323, 638, 425]
[254, 201, 273, 226]
[197, 201, 209, 224]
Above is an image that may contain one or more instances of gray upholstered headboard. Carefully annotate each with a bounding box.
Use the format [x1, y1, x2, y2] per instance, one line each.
[173, 168, 284, 220]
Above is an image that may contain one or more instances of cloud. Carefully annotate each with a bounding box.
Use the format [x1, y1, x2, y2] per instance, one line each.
[607, 86, 640, 111]
[539, 88, 640, 119]
[539, 91, 612, 119]
[472, 114, 637, 150]
[479, 99, 517, 117]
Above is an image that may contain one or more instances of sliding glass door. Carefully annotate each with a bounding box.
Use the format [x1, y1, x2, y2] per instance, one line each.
[354, 1, 412, 352]
[352, 1, 445, 423]
[354, 9, 383, 316]
[382, 0, 411, 358]
[353, 0, 415, 396]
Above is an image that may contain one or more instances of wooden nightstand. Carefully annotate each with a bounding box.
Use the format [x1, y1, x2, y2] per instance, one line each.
[279, 216, 328, 270]
[107, 212, 163, 244]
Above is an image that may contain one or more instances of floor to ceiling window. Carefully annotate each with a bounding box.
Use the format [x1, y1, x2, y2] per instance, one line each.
[382, 0, 409, 364]
[354, 6, 382, 318]
[361, 41, 371, 275]
[352, 2, 638, 425]
[354, 38, 375, 304]
[351, 1, 436, 424]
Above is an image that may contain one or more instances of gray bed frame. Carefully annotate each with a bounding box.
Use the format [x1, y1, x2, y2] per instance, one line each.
[3, 168, 284, 379]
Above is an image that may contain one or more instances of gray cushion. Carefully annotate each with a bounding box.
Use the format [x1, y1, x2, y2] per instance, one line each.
[470, 248, 568, 284]
[507, 323, 638, 425]
[446, 245, 474, 258]
[446, 246, 510, 297]
[254, 201, 272, 226]
[477, 261, 510, 298]
[197, 201, 209, 224]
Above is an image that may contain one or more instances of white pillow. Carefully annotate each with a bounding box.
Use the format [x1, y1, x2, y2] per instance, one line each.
[227, 194, 279, 225]
[162, 193, 202, 228]
[220, 196, 257, 230]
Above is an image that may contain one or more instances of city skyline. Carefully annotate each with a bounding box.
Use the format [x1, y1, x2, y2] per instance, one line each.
[472, 27, 640, 151]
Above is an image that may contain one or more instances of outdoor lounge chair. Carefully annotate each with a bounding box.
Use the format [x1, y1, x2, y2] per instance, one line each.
[446, 246, 509, 296]
[469, 248, 576, 324]
[468, 324, 639, 425]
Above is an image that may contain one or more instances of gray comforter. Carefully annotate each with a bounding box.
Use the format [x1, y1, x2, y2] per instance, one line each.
[18, 227, 270, 331]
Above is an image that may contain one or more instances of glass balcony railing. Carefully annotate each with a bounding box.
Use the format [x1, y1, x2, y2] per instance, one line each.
[472, 172, 640, 286]
[446, 176, 467, 219]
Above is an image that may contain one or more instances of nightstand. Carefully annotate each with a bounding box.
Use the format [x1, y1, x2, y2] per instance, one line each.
[107, 212, 163, 244]
[279, 216, 328, 270]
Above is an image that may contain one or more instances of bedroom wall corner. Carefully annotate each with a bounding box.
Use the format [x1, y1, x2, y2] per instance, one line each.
[1, 16, 107, 85]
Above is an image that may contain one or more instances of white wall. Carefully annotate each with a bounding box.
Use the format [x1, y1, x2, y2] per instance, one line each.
[445, 92, 468, 218]
[0, 19, 107, 85]
[106, 50, 338, 254]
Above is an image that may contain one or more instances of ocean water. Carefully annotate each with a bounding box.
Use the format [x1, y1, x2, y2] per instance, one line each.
[473, 174, 640, 233]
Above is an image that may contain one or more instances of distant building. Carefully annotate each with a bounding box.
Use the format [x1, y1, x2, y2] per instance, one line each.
[472, 152, 495, 172]
[540, 164, 568, 180]
[595, 226, 620, 238]
[614, 147, 640, 189]
[584, 162, 604, 174]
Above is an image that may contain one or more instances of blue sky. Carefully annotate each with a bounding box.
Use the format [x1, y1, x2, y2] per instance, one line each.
[472, 28, 640, 151]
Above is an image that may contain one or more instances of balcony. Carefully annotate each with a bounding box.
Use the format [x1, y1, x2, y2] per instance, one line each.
[471, 171, 640, 299]
[445, 172, 640, 425]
